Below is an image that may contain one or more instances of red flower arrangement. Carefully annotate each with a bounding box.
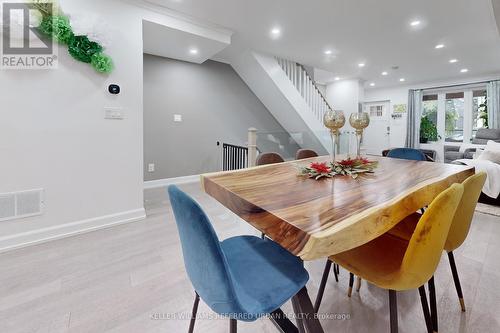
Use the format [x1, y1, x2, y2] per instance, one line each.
[299, 157, 378, 180]
[310, 162, 331, 174]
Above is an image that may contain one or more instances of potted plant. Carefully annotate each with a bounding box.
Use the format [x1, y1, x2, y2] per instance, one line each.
[420, 116, 439, 143]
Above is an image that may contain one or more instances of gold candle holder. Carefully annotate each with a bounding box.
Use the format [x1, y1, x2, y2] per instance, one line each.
[349, 112, 370, 158]
[323, 110, 346, 163]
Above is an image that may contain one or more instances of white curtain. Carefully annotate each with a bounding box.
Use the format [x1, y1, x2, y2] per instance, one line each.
[405, 89, 423, 148]
[487, 80, 500, 129]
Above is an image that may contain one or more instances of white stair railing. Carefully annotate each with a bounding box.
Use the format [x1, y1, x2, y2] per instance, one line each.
[275, 57, 333, 124]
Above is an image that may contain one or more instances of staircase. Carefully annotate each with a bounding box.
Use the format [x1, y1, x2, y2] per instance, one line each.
[275, 57, 333, 126]
[231, 52, 331, 154]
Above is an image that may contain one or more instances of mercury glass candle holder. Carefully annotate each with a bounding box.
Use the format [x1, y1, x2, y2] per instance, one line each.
[323, 110, 346, 163]
[349, 112, 370, 158]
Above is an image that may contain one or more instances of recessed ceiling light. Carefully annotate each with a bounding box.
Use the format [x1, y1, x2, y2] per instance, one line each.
[410, 20, 421, 26]
[449, 59, 458, 63]
[324, 50, 332, 55]
[369, 83, 375, 87]
[435, 44, 445, 49]
[189, 48, 198, 55]
[399, 78, 406, 82]
[381, 71, 388, 76]
[460, 68, 469, 73]
[334, 77, 340, 81]
[358, 63, 365, 68]
[270, 27, 281, 38]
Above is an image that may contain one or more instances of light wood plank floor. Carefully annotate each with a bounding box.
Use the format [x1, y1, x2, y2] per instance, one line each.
[1, 181, 500, 332]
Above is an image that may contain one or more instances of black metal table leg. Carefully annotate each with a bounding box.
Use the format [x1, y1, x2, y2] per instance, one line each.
[294, 287, 325, 333]
[269, 308, 299, 333]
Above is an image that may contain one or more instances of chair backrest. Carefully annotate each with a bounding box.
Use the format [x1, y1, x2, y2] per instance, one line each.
[445, 172, 487, 252]
[398, 183, 463, 290]
[256, 152, 285, 166]
[168, 185, 240, 314]
[295, 149, 318, 160]
[387, 148, 427, 161]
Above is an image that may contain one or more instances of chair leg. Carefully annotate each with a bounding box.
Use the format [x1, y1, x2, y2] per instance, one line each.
[418, 286, 433, 333]
[188, 292, 200, 333]
[428, 276, 438, 332]
[355, 276, 362, 292]
[261, 232, 266, 239]
[314, 260, 332, 313]
[348, 272, 354, 297]
[229, 319, 237, 333]
[389, 290, 398, 333]
[448, 251, 466, 312]
[333, 263, 339, 282]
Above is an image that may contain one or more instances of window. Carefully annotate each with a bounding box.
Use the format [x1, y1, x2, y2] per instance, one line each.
[369, 105, 384, 117]
[472, 89, 487, 137]
[422, 94, 438, 127]
[445, 92, 465, 142]
[419, 86, 487, 144]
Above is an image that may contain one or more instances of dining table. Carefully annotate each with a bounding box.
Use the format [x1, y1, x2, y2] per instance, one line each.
[200, 155, 474, 333]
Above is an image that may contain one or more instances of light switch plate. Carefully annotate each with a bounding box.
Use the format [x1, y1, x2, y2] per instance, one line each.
[174, 114, 182, 122]
[105, 107, 124, 120]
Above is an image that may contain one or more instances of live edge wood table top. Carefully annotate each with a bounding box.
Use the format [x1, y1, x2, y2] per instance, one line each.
[201, 155, 474, 261]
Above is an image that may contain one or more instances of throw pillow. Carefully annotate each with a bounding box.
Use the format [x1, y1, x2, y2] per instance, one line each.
[486, 140, 500, 152]
[478, 149, 500, 164]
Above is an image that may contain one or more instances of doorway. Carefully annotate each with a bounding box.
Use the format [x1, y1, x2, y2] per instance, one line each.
[363, 101, 391, 155]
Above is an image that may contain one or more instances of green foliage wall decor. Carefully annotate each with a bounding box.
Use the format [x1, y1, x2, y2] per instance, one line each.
[34, 2, 114, 74]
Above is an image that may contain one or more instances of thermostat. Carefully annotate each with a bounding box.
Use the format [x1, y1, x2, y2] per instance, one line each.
[108, 84, 120, 94]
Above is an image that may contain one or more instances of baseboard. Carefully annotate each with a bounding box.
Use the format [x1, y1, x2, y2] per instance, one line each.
[144, 174, 199, 189]
[0, 208, 146, 254]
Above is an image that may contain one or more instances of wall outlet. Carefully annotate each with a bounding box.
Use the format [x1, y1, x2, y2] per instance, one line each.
[148, 163, 155, 172]
[173, 114, 182, 122]
[104, 107, 124, 120]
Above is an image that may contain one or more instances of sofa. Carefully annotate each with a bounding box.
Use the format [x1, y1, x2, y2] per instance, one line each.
[444, 128, 500, 163]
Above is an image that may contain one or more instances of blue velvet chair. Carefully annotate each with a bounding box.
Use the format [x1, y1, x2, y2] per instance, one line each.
[168, 185, 311, 332]
[387, 148, 427, 161]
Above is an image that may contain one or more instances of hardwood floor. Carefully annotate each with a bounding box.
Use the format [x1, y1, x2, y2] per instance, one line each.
[1, 181, 499, 332]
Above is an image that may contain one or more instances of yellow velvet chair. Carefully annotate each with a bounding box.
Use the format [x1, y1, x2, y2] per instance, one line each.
[388, 172, 486, 322]
[331, 183, 464, 333]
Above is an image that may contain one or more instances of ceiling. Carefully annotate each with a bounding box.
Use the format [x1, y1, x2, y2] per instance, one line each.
[142, 20, 230, 64]
[145, 0, 500, 88]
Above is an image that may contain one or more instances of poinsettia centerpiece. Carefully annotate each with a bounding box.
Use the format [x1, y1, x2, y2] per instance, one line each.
[299, 158, 378, 180]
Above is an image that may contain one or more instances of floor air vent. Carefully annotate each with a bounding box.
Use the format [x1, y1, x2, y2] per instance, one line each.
[0, 189, 44, 222]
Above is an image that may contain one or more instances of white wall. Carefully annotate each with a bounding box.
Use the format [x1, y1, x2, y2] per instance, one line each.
[0, 0, 214, 251]
[325, 79, 363, 126]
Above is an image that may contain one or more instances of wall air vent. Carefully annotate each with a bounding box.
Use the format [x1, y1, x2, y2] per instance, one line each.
[0, 189, 44, 222]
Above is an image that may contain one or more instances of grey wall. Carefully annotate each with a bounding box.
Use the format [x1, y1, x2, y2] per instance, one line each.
[143, 54, 299, 180]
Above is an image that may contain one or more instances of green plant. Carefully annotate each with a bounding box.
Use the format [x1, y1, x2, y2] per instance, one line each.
[478, 102, 488, 129]
[420, 116, 439, 142]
